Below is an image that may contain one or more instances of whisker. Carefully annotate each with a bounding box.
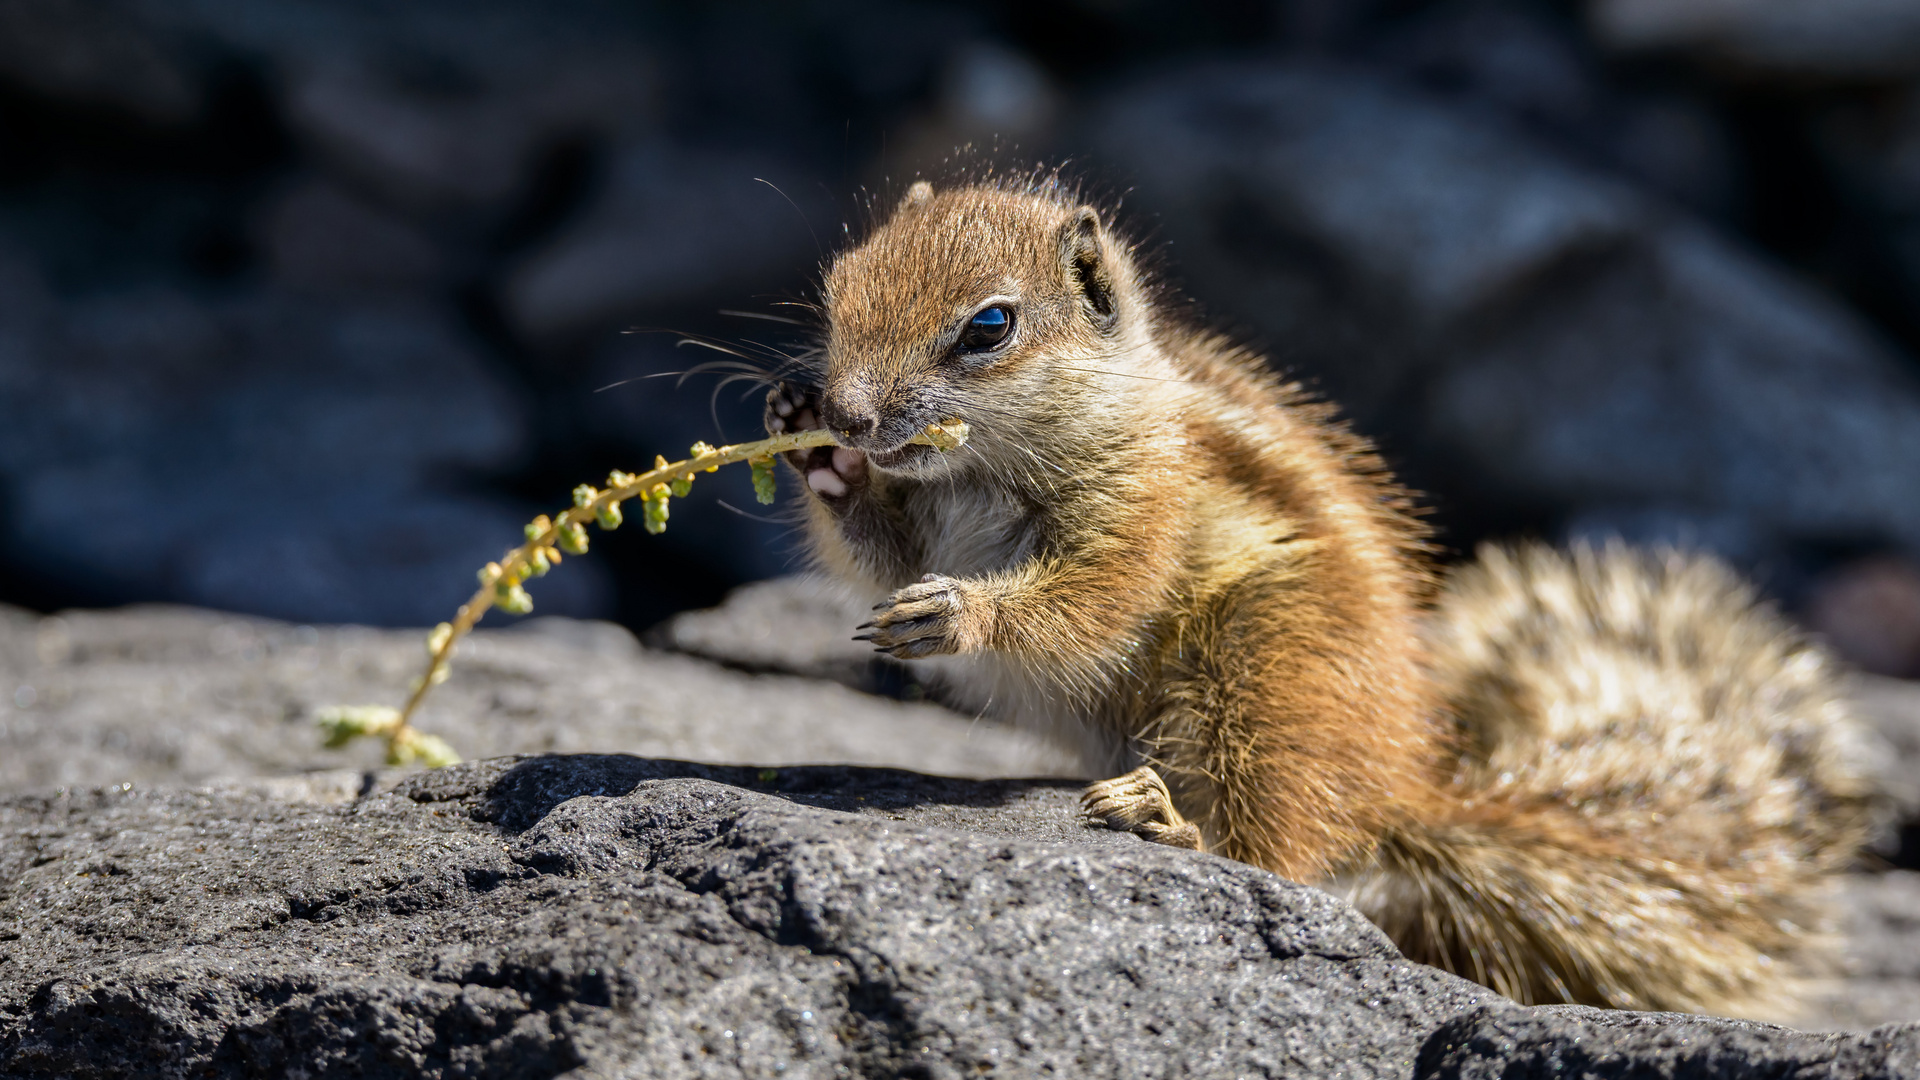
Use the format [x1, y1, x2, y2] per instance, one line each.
[718, 309, 811, 327]
[713, 499, 789, 523]
[673, 338, 764, 363]
[755, 177, 822, 259]
[591, 375, 660, 393]
[736, 337, 819, 367]
[1053, 364, 1194, 385]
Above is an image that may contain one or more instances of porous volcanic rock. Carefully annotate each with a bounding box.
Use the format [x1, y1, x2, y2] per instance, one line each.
[652, 575, 898, 692]
[0, 602, 1071, 795]
[2, 600, 1919, 1073]
[4, 755, 1917, 1079]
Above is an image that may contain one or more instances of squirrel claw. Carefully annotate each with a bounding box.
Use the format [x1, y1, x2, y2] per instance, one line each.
[1082, 766, 1205, 851]
[861, 574, 983, 657]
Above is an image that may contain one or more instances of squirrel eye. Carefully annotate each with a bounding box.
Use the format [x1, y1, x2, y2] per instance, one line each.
[958, 305, 1013, 350]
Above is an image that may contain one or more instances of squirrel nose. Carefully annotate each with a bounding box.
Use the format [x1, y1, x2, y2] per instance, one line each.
[820, 397, 879, 441]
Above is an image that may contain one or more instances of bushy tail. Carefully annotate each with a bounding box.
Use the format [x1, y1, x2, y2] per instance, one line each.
[1354, 801, 1829, 1016]
[1339, 543, 1874, 1017]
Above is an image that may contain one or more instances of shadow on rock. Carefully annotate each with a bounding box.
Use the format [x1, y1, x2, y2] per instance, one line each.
[397, 752, 1086, 833]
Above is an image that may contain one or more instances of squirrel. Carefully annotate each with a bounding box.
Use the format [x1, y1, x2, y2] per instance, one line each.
[760, 173, 1872, 1018]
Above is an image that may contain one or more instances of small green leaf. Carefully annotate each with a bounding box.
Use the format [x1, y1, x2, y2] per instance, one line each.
[315, 705, 401, 748]
[390, 731, 461, 768]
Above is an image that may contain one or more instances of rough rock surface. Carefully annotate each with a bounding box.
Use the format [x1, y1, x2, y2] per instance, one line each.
[0, 601, 1073, 796]
[2, 598, 1920, 1075]
[4, 755, 1917, 1079]
[652, 575, 904, 693]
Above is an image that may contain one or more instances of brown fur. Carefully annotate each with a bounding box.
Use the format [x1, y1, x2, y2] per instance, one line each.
[768, 174, 1870, 1017]
[1347, 543, 1872, 1015]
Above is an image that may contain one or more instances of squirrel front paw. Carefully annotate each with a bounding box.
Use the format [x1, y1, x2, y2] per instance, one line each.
[855, 574, 989, 658]
[765, 381, 868, 502]
[1082, 766, 1205, 851]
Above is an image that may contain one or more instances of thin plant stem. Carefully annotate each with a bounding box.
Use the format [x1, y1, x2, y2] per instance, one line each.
[327, 420, 969, 766]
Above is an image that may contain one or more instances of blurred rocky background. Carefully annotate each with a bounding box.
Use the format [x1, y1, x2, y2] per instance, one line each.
[2, 0, 1920, 676]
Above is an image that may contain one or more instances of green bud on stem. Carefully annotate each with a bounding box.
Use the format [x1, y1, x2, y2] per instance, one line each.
[751, 456, 777, 504]
[495, 582, 534, 615]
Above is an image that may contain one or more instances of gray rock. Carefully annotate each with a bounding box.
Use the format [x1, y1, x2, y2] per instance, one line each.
[1592, 0, 1920, 79]
[255, 179, 447, 296]
[502, 141, 820, 341]
[2, 755, 1913, 1078]
[1097, 64, 1644, 337]
[1813, 84, 1920, 345]
[0, 602, 1073, 796]
[1368, 4, 1740, 220]
[123, 0, 658, 215]
[1416, 1005, 1920, 1078]
[283, 54, 640, 216]
[0, 0, 199, 124]
[0, 263, 601, 625]
[1431, 222, 1920, 550]
[655, 575, 896, 689]
[0, 601, 1917, 1073]
[1852, 675, 1920, 821]
[1818, 871, 1920, 1031]
[1089, 63, 1920, 572]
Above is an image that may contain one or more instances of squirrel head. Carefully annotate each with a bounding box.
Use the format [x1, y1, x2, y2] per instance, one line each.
[816, 178, 1144, 477]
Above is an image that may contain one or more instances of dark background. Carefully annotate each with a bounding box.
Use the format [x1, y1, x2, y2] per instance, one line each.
[3, 0, 1920, 676]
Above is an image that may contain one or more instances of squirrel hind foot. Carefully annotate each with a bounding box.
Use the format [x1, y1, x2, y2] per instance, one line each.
[1082, 766, 1205, 851]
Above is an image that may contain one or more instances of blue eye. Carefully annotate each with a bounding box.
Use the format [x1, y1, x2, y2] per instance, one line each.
[959, 305, 1013, 350]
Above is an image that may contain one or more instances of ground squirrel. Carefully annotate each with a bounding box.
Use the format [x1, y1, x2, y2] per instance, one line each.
[762, 173, 1871, 1017]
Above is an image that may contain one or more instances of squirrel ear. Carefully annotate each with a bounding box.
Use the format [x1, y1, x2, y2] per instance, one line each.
[1062, 206, 1119, 331]
[899, 180, 935, 212]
